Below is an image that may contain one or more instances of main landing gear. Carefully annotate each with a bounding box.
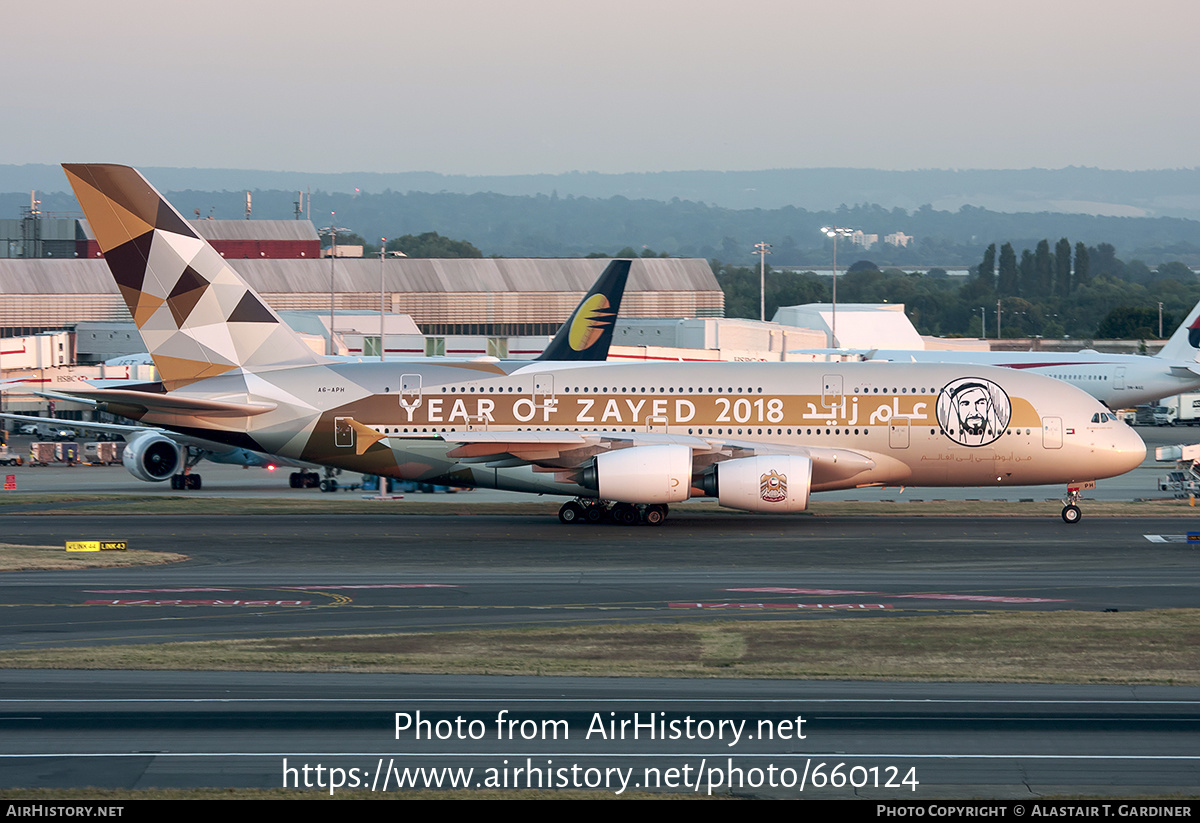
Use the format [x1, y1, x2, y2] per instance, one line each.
[558, 499, 669, 526]
[169, 447, 205, 490]
[170, 473, 201, 490]
[289, 470, 321, 489]
[316, 467, 344, 493]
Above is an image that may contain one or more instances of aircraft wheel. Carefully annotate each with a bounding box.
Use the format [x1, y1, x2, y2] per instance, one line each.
[1061, 504, 1081, 524]
[584, 505, 605, 524]
[612, 503, 639, 525]
[186, 474, 202, 490]
[643, 505, 666, 526]
[306, 472, 320, 488]
[558, 501, 585, 524]
[170, 474, 183, 490]
[320, 479, 331, 493]
[289, 472, 300, 488]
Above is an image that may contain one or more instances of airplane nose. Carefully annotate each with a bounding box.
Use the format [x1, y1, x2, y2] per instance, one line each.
[1111, 425, 1147, 475]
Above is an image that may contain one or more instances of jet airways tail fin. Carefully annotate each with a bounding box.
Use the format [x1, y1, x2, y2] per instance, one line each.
[1155, 298, 1200, 363]
[537, 259, 630, 361]
[63, 164, 324, 390]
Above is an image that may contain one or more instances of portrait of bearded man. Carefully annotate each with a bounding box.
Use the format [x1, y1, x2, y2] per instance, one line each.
[936, 378, 1012, 447]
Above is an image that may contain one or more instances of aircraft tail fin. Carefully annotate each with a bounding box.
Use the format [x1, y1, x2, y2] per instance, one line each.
[1155, 298, 1200, 363]
[537, 259, 630, 361]
[63, 164, 324, 390]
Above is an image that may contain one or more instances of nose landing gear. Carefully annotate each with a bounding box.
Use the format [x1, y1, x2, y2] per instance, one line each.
[1061, 481, 1094, 524]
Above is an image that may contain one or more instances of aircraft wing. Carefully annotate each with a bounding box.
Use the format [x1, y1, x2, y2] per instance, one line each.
[0, 412, 307, 469]
[440, 430, 876, 486]
[0, 412, 140, 437]
[38, 388, 277, 418]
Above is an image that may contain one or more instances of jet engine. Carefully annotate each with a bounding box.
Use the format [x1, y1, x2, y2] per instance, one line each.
[122, 433, 184, 482]
[578, 444, 693, 503]
[699, 455, 813, 512]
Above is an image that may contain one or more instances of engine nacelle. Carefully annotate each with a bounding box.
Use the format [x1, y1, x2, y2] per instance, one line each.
[701, 455, 813, 512]
[122, 433, 183, 482]
[579, 444, 693, 504]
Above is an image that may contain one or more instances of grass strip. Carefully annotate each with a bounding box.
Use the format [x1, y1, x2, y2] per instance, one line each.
[0, 542, 186, 571]
[5, 610, 1198, 685]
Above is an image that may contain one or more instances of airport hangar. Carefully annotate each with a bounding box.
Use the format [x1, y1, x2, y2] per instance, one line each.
[0, 217, 725, 357]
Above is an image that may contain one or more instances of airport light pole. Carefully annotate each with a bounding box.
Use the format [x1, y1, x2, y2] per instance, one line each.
[379, 242, 407, 362]
[380, 239, 387, 362]
[320, 212, 352, 356]
[754, 242, 771, 321]
[821, 226, 853, 348]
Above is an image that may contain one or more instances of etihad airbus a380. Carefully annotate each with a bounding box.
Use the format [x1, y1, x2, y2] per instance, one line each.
[56, 164, 1145, 525]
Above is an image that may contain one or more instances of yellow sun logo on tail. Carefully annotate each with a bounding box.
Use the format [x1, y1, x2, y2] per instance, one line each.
[567, 295, 614, 351]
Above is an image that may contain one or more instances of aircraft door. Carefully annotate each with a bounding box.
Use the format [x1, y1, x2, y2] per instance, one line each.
[889, 419, 910, 449]
[1114, 367, 1126, 390]
[534, 373, 558, 419]
[1042, 417, 1063, 449]
[334, 416, 355, 448]
[399, 373, 422, 412]
[822, 375, 843, 409]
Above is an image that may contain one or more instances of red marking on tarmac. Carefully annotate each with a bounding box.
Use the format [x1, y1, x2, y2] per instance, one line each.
[722, 588, 1068, 603]
[275, 584, 460, 590]
[671, 602, 892, 610]
[725, 587, 878, 595]
[889, 594, 1067, 603]
[85, 600, 310, 606]
[83, 588, 235, 593]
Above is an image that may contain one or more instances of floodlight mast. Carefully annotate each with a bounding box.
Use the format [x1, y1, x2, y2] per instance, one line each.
[821, 226, 853, 348]
[754, 242, 772, 322]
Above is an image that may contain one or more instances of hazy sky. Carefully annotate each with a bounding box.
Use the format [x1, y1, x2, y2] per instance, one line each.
[5, 0, 1197, 175]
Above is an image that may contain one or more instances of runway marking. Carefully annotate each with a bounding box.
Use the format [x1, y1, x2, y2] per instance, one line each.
[83, 588, 235, 593]
[724, 587, 1067, 603]
[727, 588, 875, 595]
[889, 594, 1066, 603]
[275, 584, 460, 590]
[671, 602, 892, 610]
[83, 600, 311, 606]
[1145, 534, 1192, 543]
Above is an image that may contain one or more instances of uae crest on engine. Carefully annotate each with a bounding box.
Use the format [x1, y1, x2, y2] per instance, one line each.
[760, 470, 787, 503]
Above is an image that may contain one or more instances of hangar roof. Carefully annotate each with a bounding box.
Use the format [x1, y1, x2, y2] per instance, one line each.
[79, 219, 320, 243]
[0, 257, 718, 296]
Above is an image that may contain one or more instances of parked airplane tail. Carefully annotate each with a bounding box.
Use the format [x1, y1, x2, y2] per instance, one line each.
[63, 164, 324, 390]
[537, 259, 630, 361]
[1156, 298, 1200, 363]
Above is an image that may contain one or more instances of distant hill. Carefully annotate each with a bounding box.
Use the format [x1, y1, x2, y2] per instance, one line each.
[6, 164, 1200, 220]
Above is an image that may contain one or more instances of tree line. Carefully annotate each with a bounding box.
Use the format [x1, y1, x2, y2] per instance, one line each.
[713, 237, 1200, 341]
[325, 227, 1198, 342]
